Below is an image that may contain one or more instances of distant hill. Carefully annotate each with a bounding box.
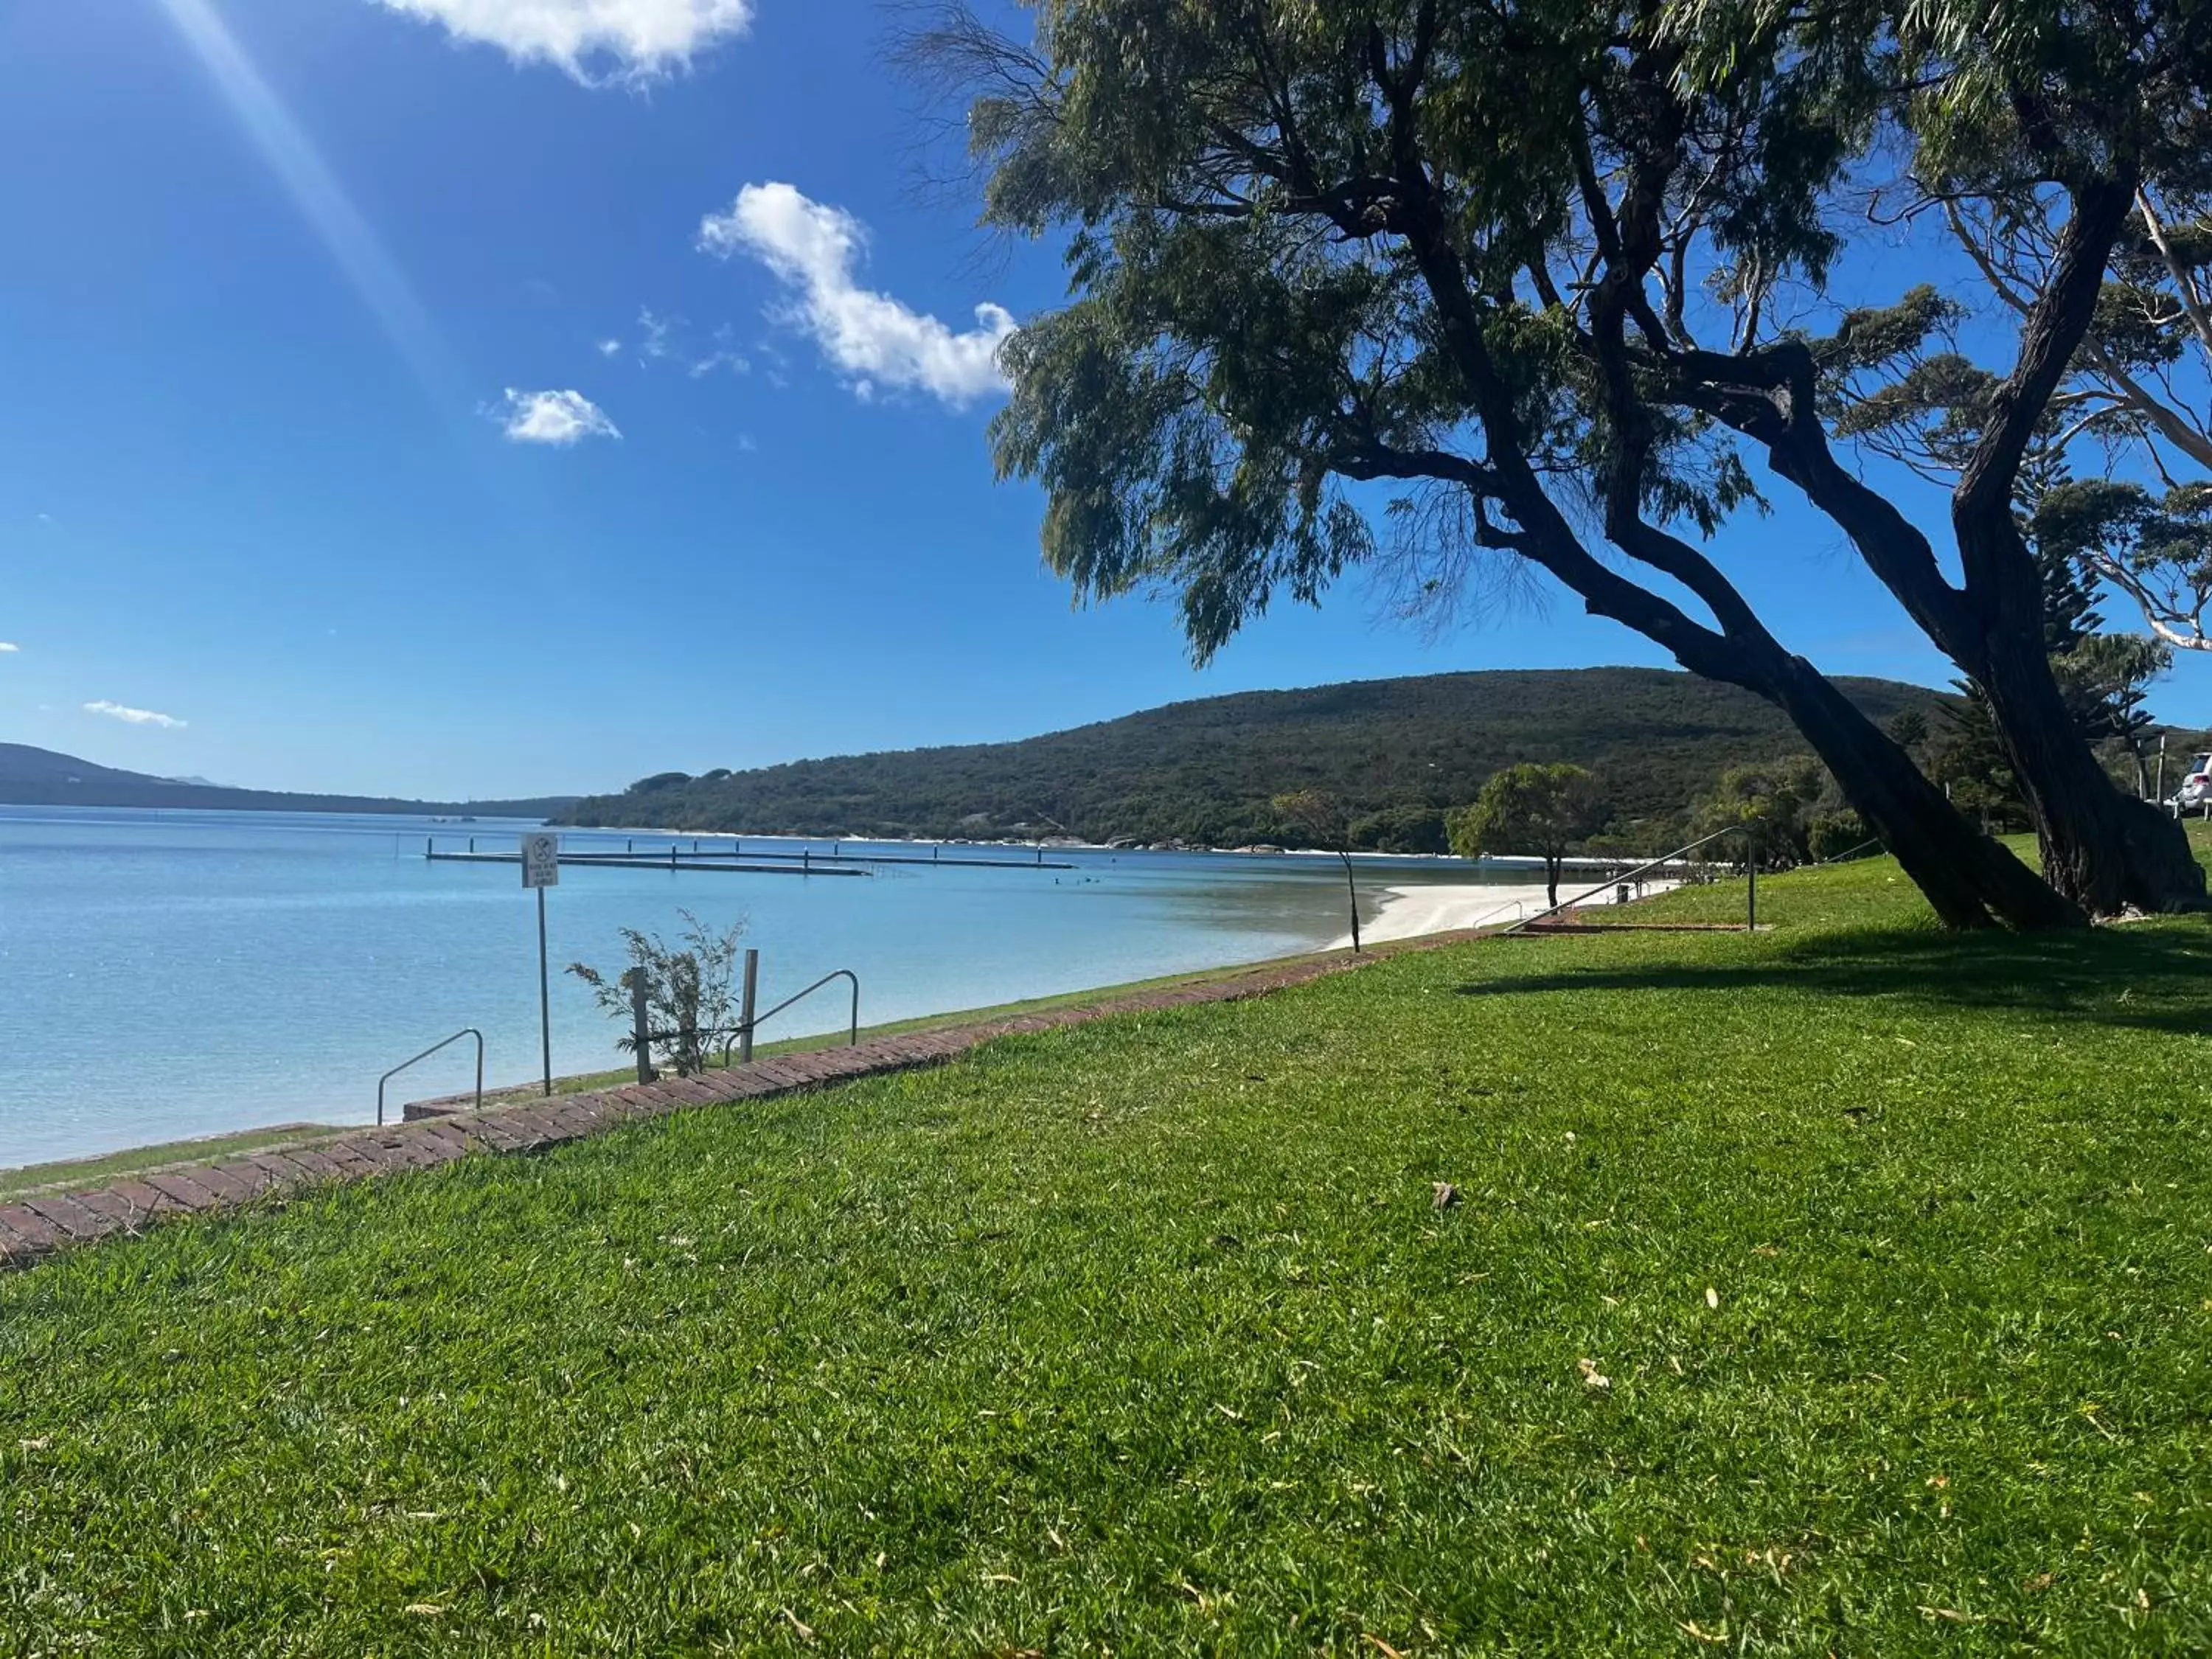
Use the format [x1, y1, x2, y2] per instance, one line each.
[561, 667, 1952, 850]
[0, 743, 577, 821]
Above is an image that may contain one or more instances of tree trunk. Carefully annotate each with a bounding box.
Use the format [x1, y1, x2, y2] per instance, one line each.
[1976, 629, 2208, 914]
[1545, 856, 1561, 909]
[1761, 655, 2085, 931]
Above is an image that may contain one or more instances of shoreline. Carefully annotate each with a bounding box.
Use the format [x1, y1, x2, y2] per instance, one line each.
[1332, 877, 1680, 947]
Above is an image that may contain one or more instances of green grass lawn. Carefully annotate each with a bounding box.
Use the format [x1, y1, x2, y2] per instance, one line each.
[0, 950, 1354, 1200]
[6, 858, 2212, 1652]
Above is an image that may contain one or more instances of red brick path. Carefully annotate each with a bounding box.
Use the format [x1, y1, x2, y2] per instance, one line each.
[0, 947, 1429, 1272]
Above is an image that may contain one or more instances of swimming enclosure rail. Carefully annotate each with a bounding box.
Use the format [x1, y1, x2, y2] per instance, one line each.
[425, 837, 1077, 873]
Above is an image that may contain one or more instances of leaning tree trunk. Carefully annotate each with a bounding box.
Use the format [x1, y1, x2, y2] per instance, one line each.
[1977, 629, 2208, 915]
[1761, 655, 2086, 931]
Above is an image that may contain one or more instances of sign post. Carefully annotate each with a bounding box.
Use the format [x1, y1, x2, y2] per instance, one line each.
[521, 832, 560, 1096]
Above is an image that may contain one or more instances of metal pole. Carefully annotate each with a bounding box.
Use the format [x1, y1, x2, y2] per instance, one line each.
[2157, 735, 2167, 802]
[738, 949, 759, 1063]
[1340, 851, 1360, 953]
[537, 886, 552, 1096]
[630, 972, 654, 1084]
[1746, 831, 1757, 933]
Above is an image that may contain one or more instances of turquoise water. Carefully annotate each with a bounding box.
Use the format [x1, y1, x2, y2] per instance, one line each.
[0, 807, 1496, 1168]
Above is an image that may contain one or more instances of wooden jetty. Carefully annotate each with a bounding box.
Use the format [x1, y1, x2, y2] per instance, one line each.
[610, 842, 1077, 872]
[425, 847, 870, 878]
[428, 836, 1077, 872]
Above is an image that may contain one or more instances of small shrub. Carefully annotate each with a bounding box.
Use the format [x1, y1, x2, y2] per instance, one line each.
[568, 911, 746, 1077]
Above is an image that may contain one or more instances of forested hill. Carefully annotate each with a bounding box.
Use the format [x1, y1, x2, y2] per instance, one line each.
[0, 743, 577, 821]
[561, 667, 1950, 850]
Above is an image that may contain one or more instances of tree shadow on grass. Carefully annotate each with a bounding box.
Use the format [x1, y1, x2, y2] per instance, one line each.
[1454, 921, 2212, 1036]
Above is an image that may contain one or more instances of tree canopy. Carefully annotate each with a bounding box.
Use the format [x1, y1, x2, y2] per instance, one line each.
[913, 0, 2211, 925]
[1450, 762, 1604, 905]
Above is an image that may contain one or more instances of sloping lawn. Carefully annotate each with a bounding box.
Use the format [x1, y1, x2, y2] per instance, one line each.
[5, 861, 2212, 1652]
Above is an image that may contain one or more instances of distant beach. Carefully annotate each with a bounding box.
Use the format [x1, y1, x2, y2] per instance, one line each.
[1333, 875, 1680, 947]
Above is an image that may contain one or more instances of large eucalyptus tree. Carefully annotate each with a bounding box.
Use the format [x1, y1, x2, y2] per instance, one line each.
[912, 0, 2212, 924]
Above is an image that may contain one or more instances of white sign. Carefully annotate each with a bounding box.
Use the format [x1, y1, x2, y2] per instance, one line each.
[521, 832, 560, 889]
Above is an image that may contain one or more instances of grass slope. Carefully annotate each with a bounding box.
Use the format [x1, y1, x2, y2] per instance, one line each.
[563, 667, 1948, 847]
[6, 858, 2212, 1652]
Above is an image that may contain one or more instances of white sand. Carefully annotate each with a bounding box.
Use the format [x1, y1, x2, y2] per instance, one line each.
[1329, 877, 1679, 948]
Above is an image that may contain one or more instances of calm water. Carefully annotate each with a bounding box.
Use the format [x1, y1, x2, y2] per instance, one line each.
[0, 807, 1505, 1168]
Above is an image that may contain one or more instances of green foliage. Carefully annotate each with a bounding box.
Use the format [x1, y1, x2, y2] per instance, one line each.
[1346, 804, 1450, 856]
[9, 854, 2212, 1647]
[1449, 763, 1604, 860]
[1689, 757, 1843, 867]
[1267, 787, 1349, 851]
[564, 667, 1948, 847]
[566, 911, 745, 1078]
[1449, 762, 1604, 903]
[945, 0, 1885, 659]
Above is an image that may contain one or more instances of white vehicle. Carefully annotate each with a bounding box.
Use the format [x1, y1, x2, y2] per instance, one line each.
[2171, 752, 2212, 810]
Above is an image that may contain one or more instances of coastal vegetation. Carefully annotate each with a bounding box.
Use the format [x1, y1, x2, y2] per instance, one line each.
[563, 666, 1948, 850]
[1450, 762, 1604, 905]
[6, 838, 2212, 1649]
[567, 913, 748, 1080]
[912, 0, 2212, 923]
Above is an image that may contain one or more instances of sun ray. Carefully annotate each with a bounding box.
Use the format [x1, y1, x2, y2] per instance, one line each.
[150, 0, 458, 405]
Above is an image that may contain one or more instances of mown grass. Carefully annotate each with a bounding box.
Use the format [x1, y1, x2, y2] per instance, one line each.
[524, 945, 1353, 1102]
[0, 953, 1352, 1199]
[5, 857, 2212, 1652]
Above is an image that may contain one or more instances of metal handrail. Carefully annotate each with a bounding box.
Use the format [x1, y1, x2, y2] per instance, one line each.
[1503, 825, 1747, 935]
[720, 970, 861, 1063]
[1813, 836, 1885, 866]
[377, 1028, 483, 1125]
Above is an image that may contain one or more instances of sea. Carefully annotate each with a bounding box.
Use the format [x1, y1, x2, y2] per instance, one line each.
[0, 806, 1514, 1169]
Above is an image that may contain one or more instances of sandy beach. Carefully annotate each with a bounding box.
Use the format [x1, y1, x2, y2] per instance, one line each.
[1330, 877, 1679, 948]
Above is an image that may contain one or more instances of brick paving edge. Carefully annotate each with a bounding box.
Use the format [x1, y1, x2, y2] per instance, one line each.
[0, 928, 1509, 1273]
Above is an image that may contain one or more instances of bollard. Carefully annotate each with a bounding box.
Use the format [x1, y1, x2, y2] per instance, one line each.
[738, 949, 759, 1064]
[630, 973, 655, 1085]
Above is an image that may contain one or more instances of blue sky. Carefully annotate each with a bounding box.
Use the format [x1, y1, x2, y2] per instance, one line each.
[1, 0, 2206, 799]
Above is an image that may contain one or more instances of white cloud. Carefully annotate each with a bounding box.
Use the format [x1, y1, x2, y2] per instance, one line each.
[371, 0, 752, 83]
[495, 389, 621, 445]
[636, 306, 680, 361]
[698, 183, 1017, 408]
[86, 700, 186, 729]
[0, 641, 18, 653]
[596, 337, 622, 357]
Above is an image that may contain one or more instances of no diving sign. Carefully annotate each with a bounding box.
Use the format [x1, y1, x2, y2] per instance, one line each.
[521, 832, 560, 889]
